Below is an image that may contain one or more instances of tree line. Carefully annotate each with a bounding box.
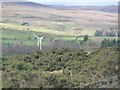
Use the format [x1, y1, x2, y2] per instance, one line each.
[94, 30, 118, 37]
[101, 39, 120, 47]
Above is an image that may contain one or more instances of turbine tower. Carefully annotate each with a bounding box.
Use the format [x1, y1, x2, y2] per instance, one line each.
[33, 34, 44, 50]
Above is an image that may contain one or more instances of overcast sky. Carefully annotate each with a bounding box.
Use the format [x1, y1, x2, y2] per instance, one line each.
[27, 0, 119, 2]
[1, 0, 119, 6]
[26, 0, 119, 6]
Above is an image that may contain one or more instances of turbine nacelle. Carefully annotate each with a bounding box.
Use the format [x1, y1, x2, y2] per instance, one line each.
[33, 34, 44, 39]
[39, 36, 44, 40]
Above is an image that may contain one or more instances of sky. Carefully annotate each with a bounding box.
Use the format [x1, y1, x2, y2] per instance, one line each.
[26, 0, 119, 6]
[27, 0, 119, 2]
[1, 0, 119, 6]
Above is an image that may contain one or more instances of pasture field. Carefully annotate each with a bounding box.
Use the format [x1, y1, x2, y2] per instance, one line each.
[1, 28, 62, 46]
[2, 29, 42, 46]
[1, 30, 78, 46]
[1, 28, 119, 46]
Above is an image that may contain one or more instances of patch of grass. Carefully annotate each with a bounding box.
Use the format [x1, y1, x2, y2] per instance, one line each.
[2, 29, 53, 46]
[1, 23, 72, 35]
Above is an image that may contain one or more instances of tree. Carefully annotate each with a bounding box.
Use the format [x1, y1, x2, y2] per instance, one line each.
[117, 39, 120, 46]
[106, 39, 110, 47]
[101, 38, 119, 47]
[83, 35, 89, 41]
[94, 30, 102, 36]
[101, 39, 105, 47]
[113, 39, 117, 45]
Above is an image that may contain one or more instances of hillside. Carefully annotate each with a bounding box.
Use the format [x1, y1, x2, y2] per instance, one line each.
[2, 46, 119, 88]
[70, 5, 118, 13]
[52, 5, 118, 13]
[2, 2, 118, 36]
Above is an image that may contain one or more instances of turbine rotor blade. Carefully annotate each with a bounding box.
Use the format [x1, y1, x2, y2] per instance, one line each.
[33, 34, 39, 39]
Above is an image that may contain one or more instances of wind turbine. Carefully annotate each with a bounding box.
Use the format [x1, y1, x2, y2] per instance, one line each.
[33, 34, 44, 50]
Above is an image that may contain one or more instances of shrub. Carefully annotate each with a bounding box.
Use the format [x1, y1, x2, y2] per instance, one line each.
[83, 35, 89, 41]
[16, 61, 31, 70]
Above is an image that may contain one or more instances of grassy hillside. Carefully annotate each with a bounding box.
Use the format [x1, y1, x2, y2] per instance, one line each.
[1, 46, 119, 88]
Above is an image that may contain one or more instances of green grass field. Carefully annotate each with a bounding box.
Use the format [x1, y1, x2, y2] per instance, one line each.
[2, 29, 55, 46]
[2, 29, 37, 46]
[2, 28, 119, 46]
[1, 31, 75, 46]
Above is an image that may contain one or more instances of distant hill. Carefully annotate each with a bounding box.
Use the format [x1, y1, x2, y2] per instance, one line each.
[16, 1, 118, 13]
[73, 5, 118, 13]
[12, 2, 50, 8]
[2, 2, 49, 8]
[50, 5, 118, 13]
[2, 1, 118, 36]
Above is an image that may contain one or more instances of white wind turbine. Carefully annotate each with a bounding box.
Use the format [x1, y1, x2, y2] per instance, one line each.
[33, 34, 44, 50]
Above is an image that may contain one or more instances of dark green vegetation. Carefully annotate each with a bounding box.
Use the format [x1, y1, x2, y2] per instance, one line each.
[83, 35, 89, 41]
[1, 46, 119, 88]
[94, 29, 118, 37]
[101, 39, 120, 47]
